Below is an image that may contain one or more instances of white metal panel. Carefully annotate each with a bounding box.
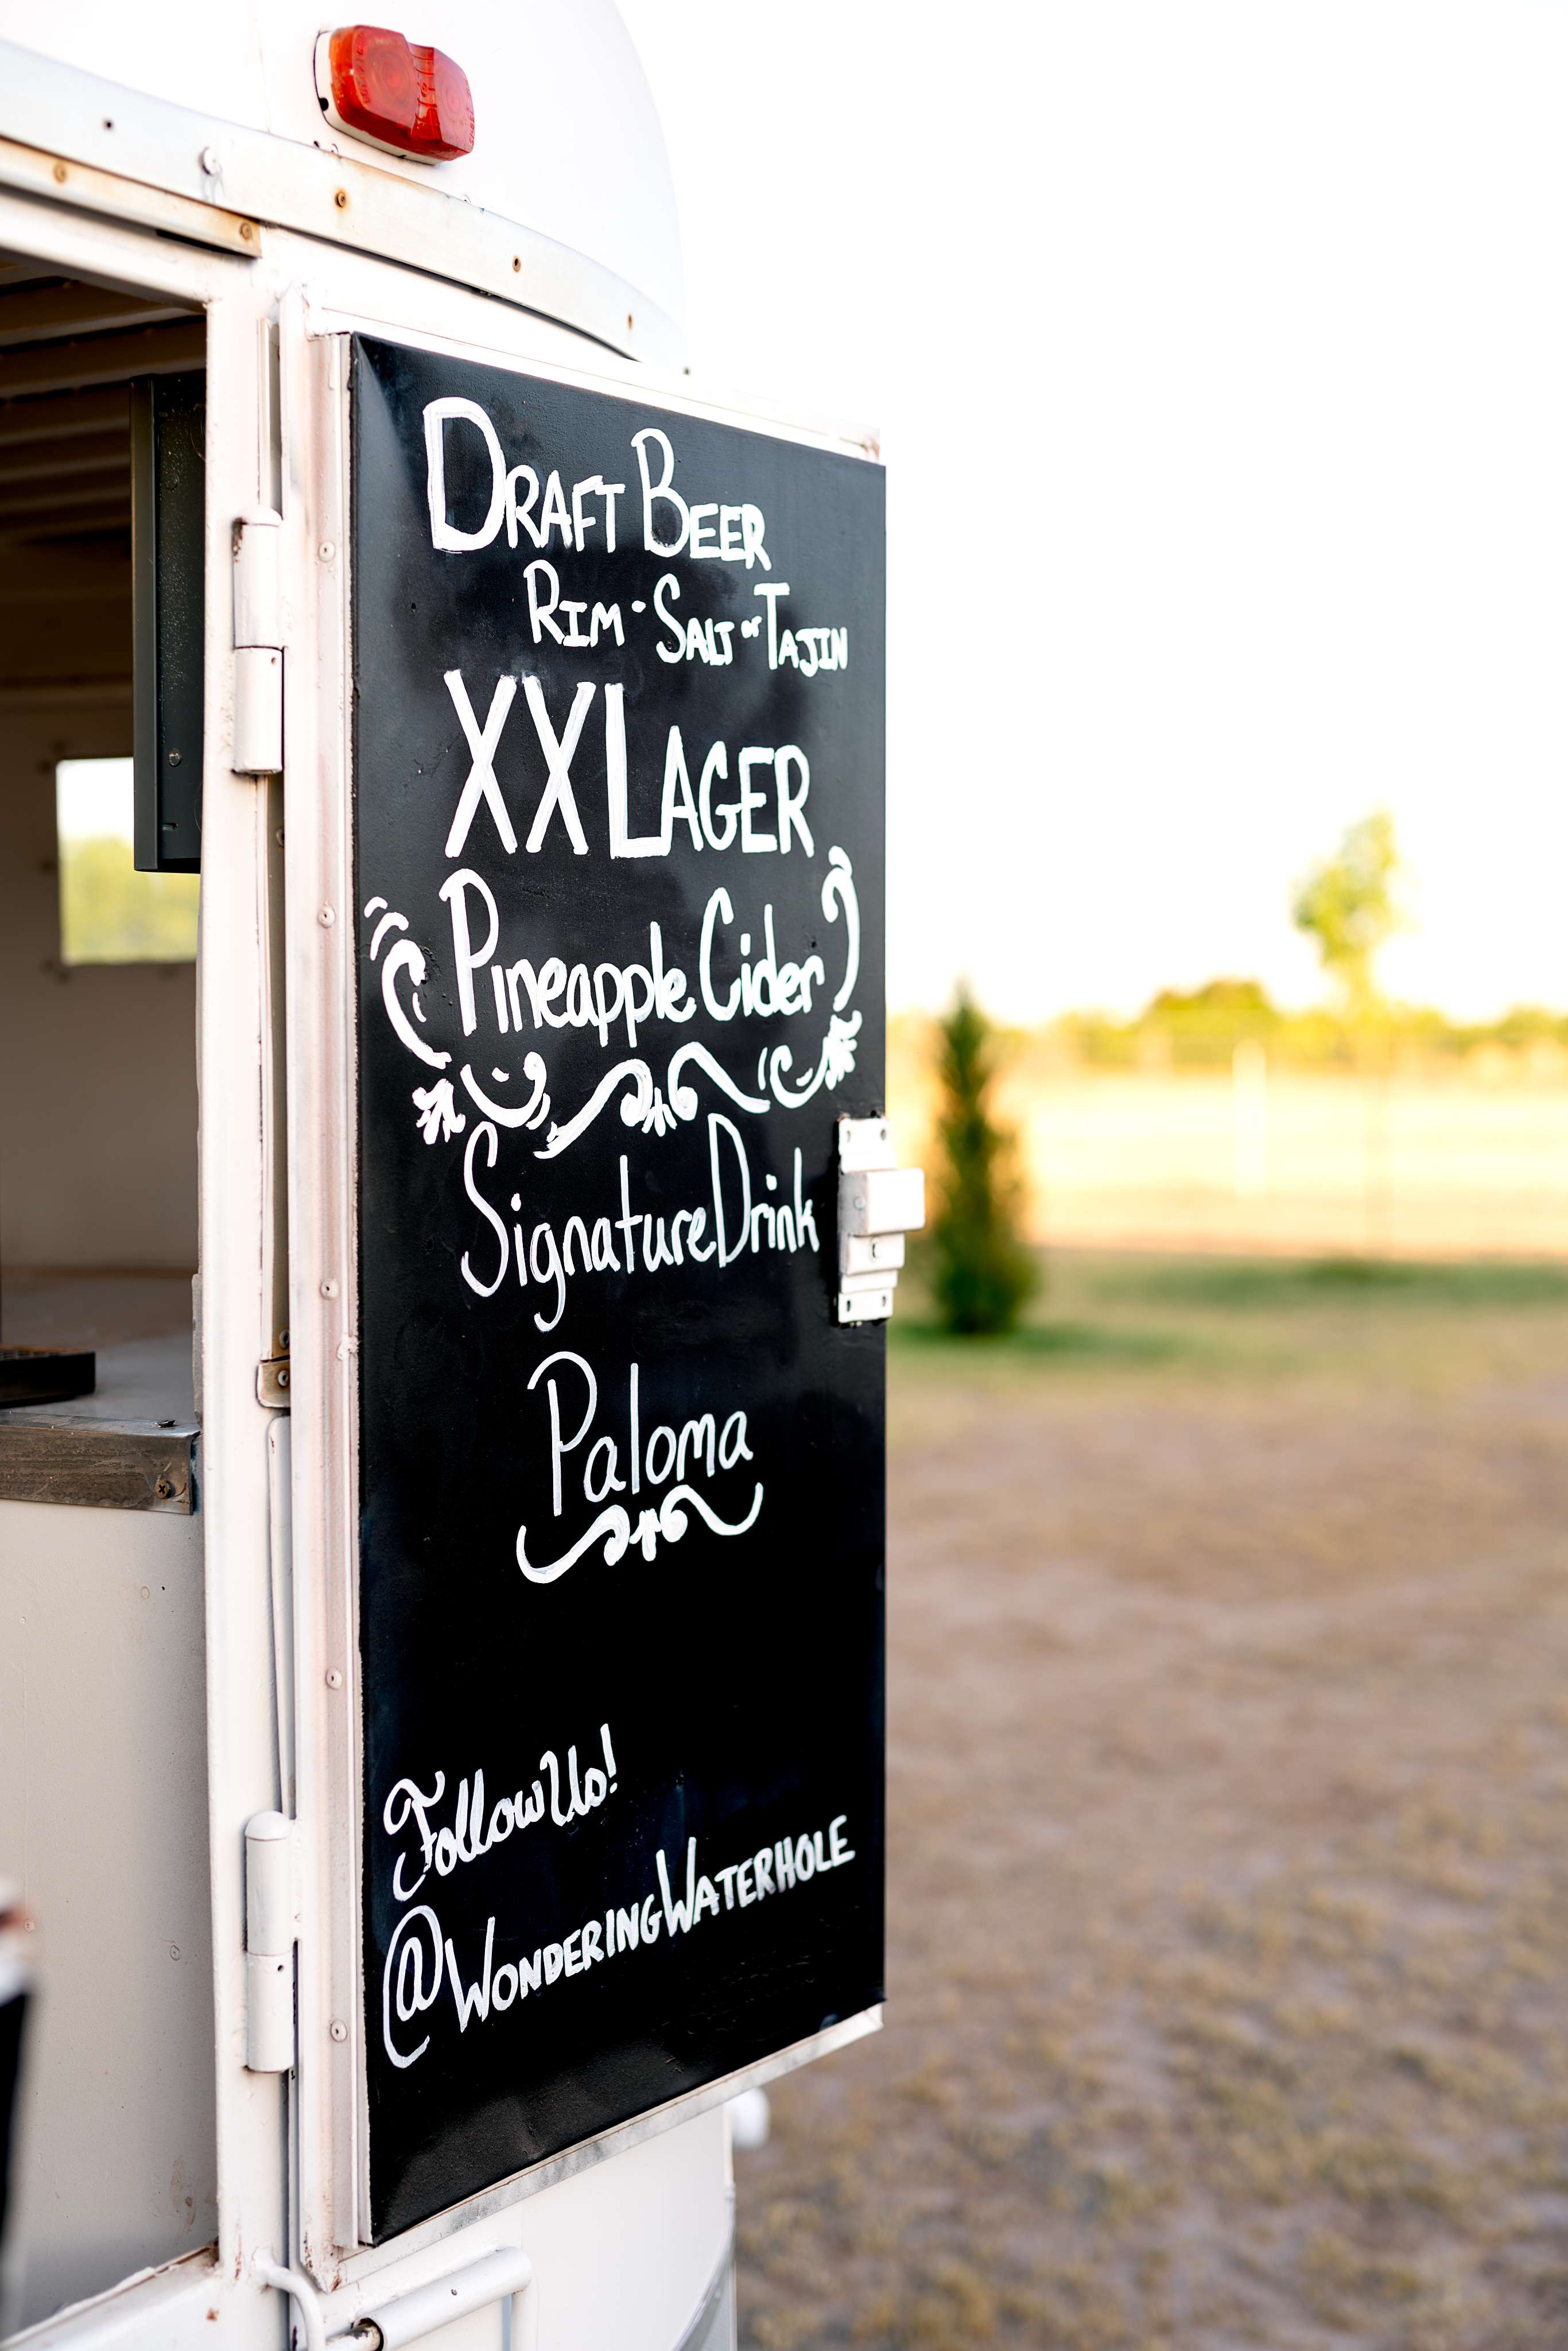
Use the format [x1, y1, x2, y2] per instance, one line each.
[2, 2251, 231, 2350]
[0, 1499, 214, 2329]
[240, 2109, 733, 2351]
[512, 2110, 732, 2351]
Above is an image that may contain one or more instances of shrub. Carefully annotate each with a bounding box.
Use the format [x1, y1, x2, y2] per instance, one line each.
[930, 990, 1038, 1335]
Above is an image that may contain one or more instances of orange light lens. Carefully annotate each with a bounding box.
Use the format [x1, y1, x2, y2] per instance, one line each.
[327, 25, 475, 162]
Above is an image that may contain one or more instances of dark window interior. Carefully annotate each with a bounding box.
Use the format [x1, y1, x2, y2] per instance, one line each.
[0, 256, 203, 1434]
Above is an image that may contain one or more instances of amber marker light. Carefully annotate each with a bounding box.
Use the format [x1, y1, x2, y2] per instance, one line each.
[314, 25, 475, 164]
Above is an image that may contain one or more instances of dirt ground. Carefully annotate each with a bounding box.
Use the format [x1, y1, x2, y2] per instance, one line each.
[736, 1254, 1568, 2351]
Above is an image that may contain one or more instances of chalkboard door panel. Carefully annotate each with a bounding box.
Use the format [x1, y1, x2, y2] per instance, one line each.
[351, 338, 886, 2240]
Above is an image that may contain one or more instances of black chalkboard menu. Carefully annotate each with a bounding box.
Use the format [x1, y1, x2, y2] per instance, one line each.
[351, 338, 887, 2240]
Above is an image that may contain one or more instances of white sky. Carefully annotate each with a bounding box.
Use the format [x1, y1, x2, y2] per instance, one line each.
[56, 756, 133, 842]
[618, 0, 1568, 1021]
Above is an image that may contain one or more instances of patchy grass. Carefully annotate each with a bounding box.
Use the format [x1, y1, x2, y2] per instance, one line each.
[893, 1314, 1190, 1368]
[1098, 1253, 1568, 1311]
[739, 1249, 1568, 2349]
[888, 1245, 1568, 1415]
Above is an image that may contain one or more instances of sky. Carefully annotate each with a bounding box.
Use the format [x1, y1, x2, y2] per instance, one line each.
[618, 0, 1568, 1021]
[56, 756, 133, 841]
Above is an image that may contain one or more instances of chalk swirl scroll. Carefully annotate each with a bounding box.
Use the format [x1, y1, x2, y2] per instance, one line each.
[529, 847, 864, 1159]
[364, 845, 863, 1159]
[515, 1480, 765, 1585]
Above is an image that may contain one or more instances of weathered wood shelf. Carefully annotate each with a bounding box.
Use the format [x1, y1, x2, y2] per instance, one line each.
[0, 1333, 197, 1512]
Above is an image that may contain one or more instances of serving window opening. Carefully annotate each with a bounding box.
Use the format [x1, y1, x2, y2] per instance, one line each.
[56, 754, 199, 964]
[0, 259, 202, 1422]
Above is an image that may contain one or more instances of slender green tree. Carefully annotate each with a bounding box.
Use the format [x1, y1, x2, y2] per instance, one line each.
[1293, 810, 1404, 1252]
[1291, 810, 1401, 1015]
[930, 988, 1038, 1335]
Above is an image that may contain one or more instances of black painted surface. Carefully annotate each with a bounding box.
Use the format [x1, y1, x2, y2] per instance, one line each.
[351, 338, 886, 2239]
[131, 371, 205, 874]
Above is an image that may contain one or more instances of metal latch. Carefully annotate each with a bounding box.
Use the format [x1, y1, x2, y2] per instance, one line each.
[244, 1810, 298, 2073]
[837, 1115, 926, 1323]
[255, 2245, 537, 2351]
[346, 2250, 537, 2348]
[233, 509, 284, 775]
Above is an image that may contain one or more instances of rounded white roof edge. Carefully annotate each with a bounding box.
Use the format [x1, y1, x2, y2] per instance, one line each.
[0, 1, 685, 342]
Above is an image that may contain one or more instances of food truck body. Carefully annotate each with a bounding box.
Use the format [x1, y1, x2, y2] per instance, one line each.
[0, 6, 910, 2346]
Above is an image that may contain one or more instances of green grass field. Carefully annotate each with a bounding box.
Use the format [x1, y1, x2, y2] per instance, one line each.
[890, 1247, 1568, 1398]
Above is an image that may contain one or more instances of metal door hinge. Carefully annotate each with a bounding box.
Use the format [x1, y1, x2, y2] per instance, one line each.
[258, 1354, 290, 1407]
[244, 1811, 298, 2073]
[837, 1116, 926, 1323]
[233, 509, 285, 774]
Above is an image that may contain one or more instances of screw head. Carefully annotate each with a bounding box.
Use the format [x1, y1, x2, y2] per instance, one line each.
[325, 1667, 344, 1690]
[155, 1476, 174, 1500]
[319, 540, 336, 562]
[275, 1365, 290, 1390]
[329, 2019, 348, 2043]
[168, 748, 183, 766]
[334, 187, 350, 210]
[321, 1278, 339, 1298]
[200, 145, 221, 175]
[319, 906, 336, 928]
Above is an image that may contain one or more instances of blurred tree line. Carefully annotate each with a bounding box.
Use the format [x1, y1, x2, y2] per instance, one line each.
[1051, 812, 1567, 1069]
[915, 812, 1565, 1332]
[59, 835, 199, 965]
[983, 991, 1568, 1074]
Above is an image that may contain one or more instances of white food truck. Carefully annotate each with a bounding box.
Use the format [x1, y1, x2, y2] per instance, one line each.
[0, 8, 917, 2348]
